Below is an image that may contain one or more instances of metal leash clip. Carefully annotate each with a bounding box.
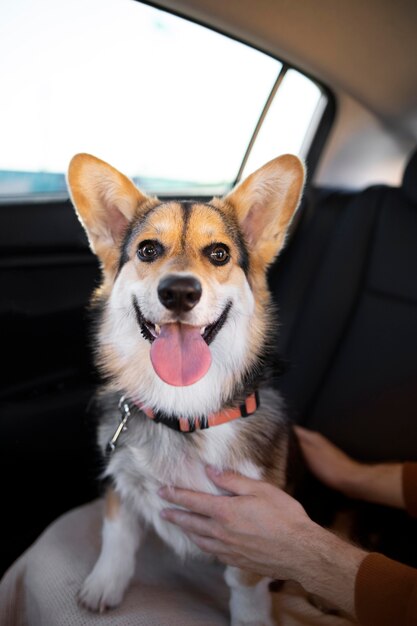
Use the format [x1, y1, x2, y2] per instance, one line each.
[106, 395, 132, 457]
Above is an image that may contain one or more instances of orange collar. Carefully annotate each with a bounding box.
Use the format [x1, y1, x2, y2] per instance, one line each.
[106, 392, 260, 457]
[134, 391, 260, 433]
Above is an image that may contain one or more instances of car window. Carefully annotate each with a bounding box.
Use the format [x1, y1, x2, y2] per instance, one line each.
[241, 69, 325, 179]
[0, 0, 327, 198]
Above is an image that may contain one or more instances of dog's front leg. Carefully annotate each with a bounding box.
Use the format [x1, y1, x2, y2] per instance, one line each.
[79, 487, 142, 612]
[225, 566, 275, 626]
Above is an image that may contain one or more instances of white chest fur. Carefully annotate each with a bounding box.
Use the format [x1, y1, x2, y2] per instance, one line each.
[101, 418, 262, 559]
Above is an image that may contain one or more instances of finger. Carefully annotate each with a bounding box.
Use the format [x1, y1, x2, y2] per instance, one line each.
[158, 486, 225, 517]
[295, 426, 348, 459]
[161, 507, 219, 537]
[187, 532, 228, 556]
[293, 425, 309, 436]
[189, 540, 248, 570]
[294, 426, 329, 453]
[294, 425, 319, 443]
[205, 466, 263, 496]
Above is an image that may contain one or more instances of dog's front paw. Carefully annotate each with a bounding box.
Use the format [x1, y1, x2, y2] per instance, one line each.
[78, 568, 129, 613]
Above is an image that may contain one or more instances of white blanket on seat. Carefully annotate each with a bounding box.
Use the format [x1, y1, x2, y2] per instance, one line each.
[0, 500, 354, 626]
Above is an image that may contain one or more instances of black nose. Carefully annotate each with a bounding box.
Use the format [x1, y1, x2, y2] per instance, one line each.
[158, 275, 202, 314]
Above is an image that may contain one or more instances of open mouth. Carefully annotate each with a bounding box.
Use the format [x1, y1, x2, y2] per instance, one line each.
[132, 297, 232, 346]
[132, 297, 232, 386]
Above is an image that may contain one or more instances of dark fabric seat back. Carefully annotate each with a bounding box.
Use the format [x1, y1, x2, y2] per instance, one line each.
[271, 148, 417, 462]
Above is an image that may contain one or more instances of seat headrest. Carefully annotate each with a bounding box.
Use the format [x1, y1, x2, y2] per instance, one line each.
[402, 148, 417, 204]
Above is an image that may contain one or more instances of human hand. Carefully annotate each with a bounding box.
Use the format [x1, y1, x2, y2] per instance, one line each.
[295, 426, 404, 508]
[294, 426, 363, 496]
[159, 466, 366, 617]
[159, 466, 314, 581]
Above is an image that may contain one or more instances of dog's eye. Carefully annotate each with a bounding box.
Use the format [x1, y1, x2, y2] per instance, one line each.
[137, 240, 163, 262]
[206, 244, 230, 266]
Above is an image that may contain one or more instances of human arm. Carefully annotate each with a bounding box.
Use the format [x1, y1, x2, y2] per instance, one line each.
[294, 426, 406, 509]
[159, 468, 367, 618]
[160, 467, 417, 624]
[161, 429, 417, 624]
[286, 427, 417, 623]
[356, 553, 417, 626]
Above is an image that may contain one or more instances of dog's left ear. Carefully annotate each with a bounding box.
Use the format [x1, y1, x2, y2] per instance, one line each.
[67, 153, 151, 273]
[225, 155, 305, 266]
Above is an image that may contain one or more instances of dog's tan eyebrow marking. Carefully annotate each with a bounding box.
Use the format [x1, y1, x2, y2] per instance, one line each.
[187, 202, 250, 275]
[147, 216, 176, 236]
[118, 202, 177, 270]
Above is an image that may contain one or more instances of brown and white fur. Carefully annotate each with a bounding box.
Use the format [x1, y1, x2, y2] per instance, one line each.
[67, 153, 305, 625]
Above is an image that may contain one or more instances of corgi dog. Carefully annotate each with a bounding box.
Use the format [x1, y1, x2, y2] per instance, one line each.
[67, 152, 304, 625]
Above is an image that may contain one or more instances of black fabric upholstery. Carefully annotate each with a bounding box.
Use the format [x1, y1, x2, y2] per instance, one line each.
[269, 189, 356, 356]
[271, 148, 417, 463]
[0, 200, 102, 576]
[272, 187, 382, 427]
[270, 149, 417, 568]
[308, 185, 417, 461]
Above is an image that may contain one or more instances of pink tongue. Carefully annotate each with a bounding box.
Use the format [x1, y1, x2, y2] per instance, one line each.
[150, 323, 212, 386]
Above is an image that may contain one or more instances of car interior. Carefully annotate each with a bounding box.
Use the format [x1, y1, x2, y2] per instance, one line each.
[1, 0, 417, 595]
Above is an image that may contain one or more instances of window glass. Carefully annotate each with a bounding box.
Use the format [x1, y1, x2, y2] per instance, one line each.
[241, 69, 325, 178]
[0, 0, 326, 197]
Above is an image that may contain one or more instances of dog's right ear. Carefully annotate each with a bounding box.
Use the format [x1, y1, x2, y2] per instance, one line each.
[224, 154, 305, 268]
[67, 153, 150, 272]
